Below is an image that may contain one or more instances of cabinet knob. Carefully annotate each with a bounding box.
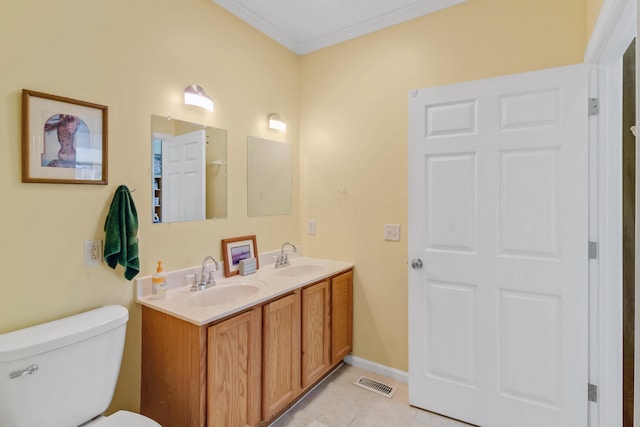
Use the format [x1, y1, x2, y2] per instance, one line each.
[410, 259, 423, 269]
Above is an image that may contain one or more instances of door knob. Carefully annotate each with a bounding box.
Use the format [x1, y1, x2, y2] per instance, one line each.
[411, 259, 423, 269]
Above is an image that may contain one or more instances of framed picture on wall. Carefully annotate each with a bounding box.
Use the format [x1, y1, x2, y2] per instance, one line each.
[221, 235, 259, 277]
[22, 89, 108, 184]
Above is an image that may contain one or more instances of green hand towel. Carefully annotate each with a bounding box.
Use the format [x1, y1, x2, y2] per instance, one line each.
[104, 185, 140, 280]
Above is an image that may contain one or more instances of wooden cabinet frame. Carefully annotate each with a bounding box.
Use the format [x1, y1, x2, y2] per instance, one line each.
[141, 306, 208, 426]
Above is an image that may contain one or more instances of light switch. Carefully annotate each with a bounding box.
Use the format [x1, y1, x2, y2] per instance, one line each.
[384, 224, 400, 241]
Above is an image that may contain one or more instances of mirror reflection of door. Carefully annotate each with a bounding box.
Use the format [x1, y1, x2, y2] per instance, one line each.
[162, 130, 206, 223]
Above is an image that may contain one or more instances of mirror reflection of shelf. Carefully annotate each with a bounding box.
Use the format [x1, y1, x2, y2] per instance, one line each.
[153, 177, 162, 223]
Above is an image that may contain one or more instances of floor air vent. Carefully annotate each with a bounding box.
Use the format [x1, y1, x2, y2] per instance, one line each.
[353, 376, 397, 398]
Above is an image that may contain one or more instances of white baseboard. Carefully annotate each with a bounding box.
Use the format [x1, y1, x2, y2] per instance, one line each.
[344, 355, 409, 383]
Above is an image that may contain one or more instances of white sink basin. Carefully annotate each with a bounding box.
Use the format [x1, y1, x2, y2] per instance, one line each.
[276, 264, 325, 277]
[186, 280, 266, 307]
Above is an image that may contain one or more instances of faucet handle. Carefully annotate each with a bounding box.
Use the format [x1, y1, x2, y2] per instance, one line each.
[275, 252, 290, 268]
[188, 274, 200, 291]
[206, 270, 216, 286]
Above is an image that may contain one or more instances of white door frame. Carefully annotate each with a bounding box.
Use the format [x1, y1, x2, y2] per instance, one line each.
[584, 1, 636, 426]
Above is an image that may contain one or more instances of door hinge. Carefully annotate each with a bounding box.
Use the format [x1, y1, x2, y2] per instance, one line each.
[588, 383, 598, 402]
[588, 241, 598, 260]
[588, 98, 599, 116]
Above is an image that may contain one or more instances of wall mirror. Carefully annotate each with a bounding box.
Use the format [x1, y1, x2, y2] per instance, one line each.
[247, 136, 291, 217]
[151, 114, 227, 223]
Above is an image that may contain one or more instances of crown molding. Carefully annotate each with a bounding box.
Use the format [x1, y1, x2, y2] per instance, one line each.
[213, 0, 467, 55]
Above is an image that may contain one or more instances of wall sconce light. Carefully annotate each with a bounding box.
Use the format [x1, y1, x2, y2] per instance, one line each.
[184, 85, 214, 112]
[268, 113, 287, 132]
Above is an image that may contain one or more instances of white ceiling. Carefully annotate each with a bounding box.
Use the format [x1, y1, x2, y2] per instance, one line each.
[212, 0, 467, 55]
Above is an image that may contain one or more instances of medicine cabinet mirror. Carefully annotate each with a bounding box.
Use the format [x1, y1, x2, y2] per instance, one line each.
[247, 136, 291, 217]
[151, 114, 227, 223]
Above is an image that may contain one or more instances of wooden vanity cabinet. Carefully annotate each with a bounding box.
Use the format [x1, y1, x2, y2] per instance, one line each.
[261, 291, 301, 420]
[140, 268, 353, 427]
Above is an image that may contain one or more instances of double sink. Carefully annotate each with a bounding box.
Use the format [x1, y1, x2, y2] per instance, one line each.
[136, 255, 353, 326]
[186, 263, 325, 308]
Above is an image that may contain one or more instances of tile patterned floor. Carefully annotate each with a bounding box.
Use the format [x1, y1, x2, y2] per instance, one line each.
[269, 364, 472, 427]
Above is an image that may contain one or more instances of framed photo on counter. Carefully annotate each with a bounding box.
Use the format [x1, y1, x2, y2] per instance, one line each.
[222, 235, 259, 277]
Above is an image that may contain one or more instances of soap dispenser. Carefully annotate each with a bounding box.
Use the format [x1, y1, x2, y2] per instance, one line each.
[151, 261, 168, 299]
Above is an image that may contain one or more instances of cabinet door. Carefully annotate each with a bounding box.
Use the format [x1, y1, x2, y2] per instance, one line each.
[208, 307, 262, 427]
[301, 280, 331, 390]
[331, 270, 353, 365]
[262, 292, 301, 420]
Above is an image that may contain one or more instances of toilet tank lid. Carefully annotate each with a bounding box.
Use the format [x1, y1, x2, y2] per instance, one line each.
[0, 305, 128, 363]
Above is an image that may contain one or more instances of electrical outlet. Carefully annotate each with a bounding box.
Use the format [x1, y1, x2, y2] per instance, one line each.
[84, 240, 102, 266]
[308, 220, 316, 235]
[384, 224, 401, 241]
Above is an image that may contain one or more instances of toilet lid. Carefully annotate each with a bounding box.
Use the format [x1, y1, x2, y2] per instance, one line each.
[91, 411, 160, 427]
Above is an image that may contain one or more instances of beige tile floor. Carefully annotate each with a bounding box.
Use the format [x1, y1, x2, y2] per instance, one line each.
[269, 364, 472, 427]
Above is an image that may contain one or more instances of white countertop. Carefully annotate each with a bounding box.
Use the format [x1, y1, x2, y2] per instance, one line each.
[135, 253, 353, 326]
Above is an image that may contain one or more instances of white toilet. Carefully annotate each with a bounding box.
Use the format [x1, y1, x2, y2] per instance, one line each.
[0, 305, 160, 427]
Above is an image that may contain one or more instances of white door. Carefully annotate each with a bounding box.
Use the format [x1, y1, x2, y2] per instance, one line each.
[408, 64, 589, 427]
[162, 129, 206, 222]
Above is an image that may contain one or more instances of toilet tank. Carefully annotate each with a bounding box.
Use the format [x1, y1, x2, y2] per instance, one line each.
[0, 305, 129, 427]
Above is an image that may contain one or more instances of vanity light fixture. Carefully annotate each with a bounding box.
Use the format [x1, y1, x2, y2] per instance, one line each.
[184, 85, 214, 112]
[268, 113, 287, 132]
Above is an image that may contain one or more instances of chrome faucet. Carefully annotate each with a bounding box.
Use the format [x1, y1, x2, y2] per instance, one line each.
[275, 242, 297, 268]
[191, 255, 219, 291]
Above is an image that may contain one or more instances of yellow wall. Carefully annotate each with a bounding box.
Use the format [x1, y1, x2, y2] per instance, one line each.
[587, 0, 606, 40]
[0, 0, 299, 413]
[0, 0, 599, 416]
[298, 0, 587, 372]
